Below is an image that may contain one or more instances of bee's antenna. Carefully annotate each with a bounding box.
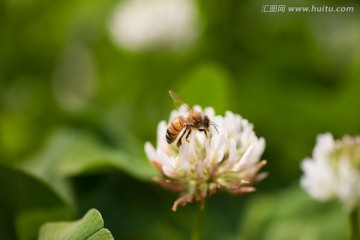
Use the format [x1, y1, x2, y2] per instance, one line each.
[210, 122, 219, 134]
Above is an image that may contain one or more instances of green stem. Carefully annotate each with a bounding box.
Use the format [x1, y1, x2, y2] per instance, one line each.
[192, 201, 205, 240]
[350, 206, 359, 240]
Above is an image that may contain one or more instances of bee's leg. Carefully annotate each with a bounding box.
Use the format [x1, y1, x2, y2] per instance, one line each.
[185, 129, 192, 142]
[199, 129, 208, 138]
[177, 128, 188, 147]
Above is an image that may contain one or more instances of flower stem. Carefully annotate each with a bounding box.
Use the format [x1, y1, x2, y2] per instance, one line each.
[192, 201, 205, 240]
[350, 206, 359, 240]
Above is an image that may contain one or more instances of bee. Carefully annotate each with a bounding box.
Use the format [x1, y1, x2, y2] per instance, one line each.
[166, 90, 218, 147]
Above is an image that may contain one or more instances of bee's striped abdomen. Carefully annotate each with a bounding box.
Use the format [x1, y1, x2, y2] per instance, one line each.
[166, 117, 184, 144]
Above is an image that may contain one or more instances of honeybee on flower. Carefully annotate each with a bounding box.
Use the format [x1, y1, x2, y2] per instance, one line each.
[145, 91, 267, 211]
[166, 91, 217, 147]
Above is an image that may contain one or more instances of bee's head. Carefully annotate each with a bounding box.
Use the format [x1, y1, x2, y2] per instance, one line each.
[204, 116, 210, 128]
[206, 116, 219, 134]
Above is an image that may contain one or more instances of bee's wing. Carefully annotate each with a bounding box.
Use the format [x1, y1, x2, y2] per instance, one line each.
[169, 90, 192, 113]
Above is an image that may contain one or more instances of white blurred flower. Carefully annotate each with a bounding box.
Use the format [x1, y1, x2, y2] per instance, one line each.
[145, 106, 267, 211]
[301, 133, 360, 211]
[109, 0, 200, 51]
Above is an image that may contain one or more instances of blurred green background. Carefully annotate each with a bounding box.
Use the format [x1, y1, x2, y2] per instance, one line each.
[1, 0, 360, 239]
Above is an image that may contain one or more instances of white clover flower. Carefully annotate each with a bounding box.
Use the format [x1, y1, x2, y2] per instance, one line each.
[301, 133, 360, 211]
[145, 106, 267, 211]
[109, 0, 200, 51]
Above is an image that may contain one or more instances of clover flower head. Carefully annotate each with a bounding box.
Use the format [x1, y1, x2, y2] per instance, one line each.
[109, 0, 200, 51]
[145, 106, 267, 211]
[301, 133, 360, 211]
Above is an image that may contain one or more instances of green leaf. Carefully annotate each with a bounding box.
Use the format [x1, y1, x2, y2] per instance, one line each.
[19, 128, 156, 186]
[55, 130, 156, 180]
[0, 164, 73, 240]
[39, 209, 114, 240]
[87, 229, 114, 240]
[15, 207, 73, 240]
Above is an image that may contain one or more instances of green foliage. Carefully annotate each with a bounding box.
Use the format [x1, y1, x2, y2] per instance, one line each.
[238, 185, 348, 240]
[39, 209, 114, 240]
[20, 128, 156, 183]
[1, 0, 360, 239]
[174, 62, 230, 113]
[0, 164, 73, 240]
